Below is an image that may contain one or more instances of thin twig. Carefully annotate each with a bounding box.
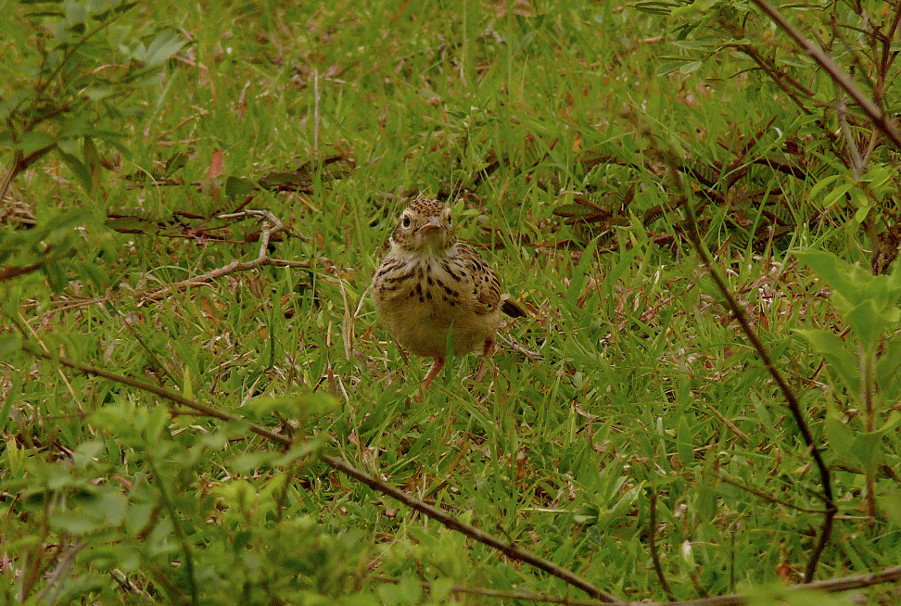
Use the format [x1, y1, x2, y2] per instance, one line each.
[21, 345, 619, 604]
[649, 491, 676, 600]
[35, 542, 83, 605]
[373, 564, 901, 606]
[717, 476, 828, 515]
[704, 403, 751, 443]
[135, 209, 310, 305]
[671, 159, 837, 581]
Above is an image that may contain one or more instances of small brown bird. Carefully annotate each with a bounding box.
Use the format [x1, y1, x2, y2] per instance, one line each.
[372, 198, 526, 389]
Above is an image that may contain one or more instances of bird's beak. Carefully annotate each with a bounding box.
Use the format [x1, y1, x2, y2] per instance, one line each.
[417, 216, 442, 233]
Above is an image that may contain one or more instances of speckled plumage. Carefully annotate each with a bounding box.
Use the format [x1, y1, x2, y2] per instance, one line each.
[372, 198, 525, 388]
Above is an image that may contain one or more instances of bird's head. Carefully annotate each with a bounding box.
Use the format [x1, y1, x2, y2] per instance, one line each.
[390, 198, 457, 254]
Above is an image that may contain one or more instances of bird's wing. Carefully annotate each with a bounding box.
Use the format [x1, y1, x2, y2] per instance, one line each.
[454, 243, 502, 315]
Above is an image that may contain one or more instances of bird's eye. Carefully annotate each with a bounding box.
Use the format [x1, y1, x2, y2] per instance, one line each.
[401, 215, 412, 228]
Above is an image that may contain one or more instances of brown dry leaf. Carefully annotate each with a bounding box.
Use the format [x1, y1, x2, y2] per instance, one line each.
[208, 148, 225, 180]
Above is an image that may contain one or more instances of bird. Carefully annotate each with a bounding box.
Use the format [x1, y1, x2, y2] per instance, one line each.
[371, 197, 526, 390]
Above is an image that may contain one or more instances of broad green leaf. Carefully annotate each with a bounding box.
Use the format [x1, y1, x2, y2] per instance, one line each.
[851, 430, 885, 473]
[72, 440, 104, 469]
[848, 186, 868, 208]
[879, 487, 901, 528]
[821, 181, 853, 208]
[845, 299, 896, 351]
[225, 176, 256, 199]
[807, 174, 840, 202]
[142, 31, 185, 66]
[16, 131, 55, 156]
[63, 1, 88, 25]
[796, 249, 901, 317]
[823, 416, 855, 464]
[795, 250, 857, 304]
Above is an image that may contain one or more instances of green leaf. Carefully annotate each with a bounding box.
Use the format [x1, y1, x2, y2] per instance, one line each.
[821, 181, 852, 208]
[16, 131, 56, 156]
[807, 174, 839, 202]
[244, 395, 307, 419]
[225, 176, 257, 199]
[142, 31, 185, 66]
[0, 333, 22, 359]
[851, 430, 885, 474]
[824, 416, 855, 464]
[676, 414, 694, 467]
[879, 486, 901, 528]
[845, 299, 894, 351]
[72, 440, 105, 469]
[83, 136, 102, 194]
[793, 328, 859, 394]
[58, 149, 93, 192]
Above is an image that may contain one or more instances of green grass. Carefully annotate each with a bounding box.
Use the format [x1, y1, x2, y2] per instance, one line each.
[2, 0, 901, 604]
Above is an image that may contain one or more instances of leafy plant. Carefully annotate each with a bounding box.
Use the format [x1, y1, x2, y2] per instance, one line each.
[634, 0, 901, 266]
[0, 0, 185, 200]
[795, 250, 901, 520]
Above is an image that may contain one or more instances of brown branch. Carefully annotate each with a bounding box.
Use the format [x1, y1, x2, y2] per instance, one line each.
[0, 262, 43, 282]
[136, 209, 310, 305]
[373, 564, 901, 606]
[657, 565, 901, 606]
[678, 190, 837, 580]
[642, 135, 837, 581]
[736, 45, 814, 115]
[649, 491, 675, 601]
[717, 476, 828, 515]
[21, 345, 619, 604]
[749, 0, 901, 149]
[15, 330, 901, 604]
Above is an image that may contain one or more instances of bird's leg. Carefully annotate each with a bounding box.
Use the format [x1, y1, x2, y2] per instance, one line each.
[421, 356, 445, 389]
[474, 339, 496, 382]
